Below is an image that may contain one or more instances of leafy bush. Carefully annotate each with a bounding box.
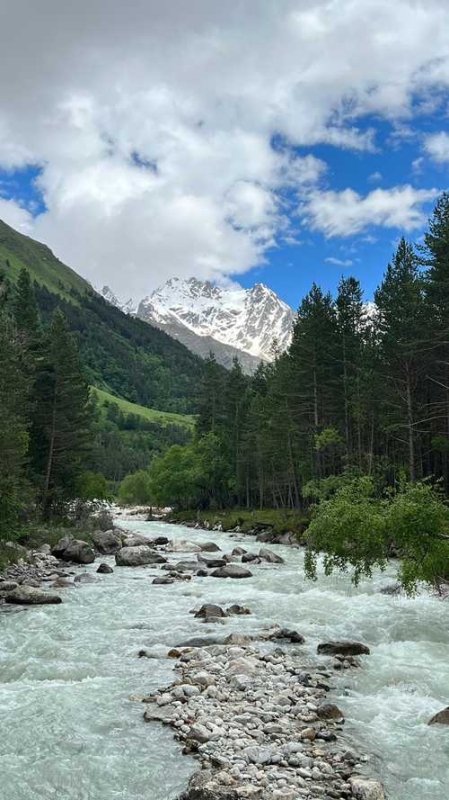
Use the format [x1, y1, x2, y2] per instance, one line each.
[118, 470, 152, 506]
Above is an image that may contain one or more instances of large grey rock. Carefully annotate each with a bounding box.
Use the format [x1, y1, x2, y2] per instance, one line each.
[165, 539, 201, 553]
[194, 604, 227, 619]
[115, 546, 162, 566]
[143, 705, 177, 724]
[428, 706, 449, 725]
[52, 537, 95, 564]
[317, 640, 370, 656]
[122, 534, 151, 547]
[197, 556, 227, 568]
[258, 547, 284, 564]
[349, 777, 385, 800]
[199, 542, 221, 552]
[316, 703, 345, 720]
[97, 563, 114, 574]
[211, 565, 253, 579]
[176, 636, 224, 648]
[0, 581, 19, 593]
[5, 585, 62, 605]
[92, 529, 122, 554]
[178, 771, 243, 800]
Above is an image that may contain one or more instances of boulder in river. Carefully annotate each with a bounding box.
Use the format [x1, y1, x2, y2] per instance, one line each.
[92, 529, 122, 554]
[197, 555, 227, 568]
[269, 628, 305, 644]
[115, 546, 161, 567]
[52, 536, 95, 564]
[258, 547, 285, 564]
[165, 539, 201, 553]
[194, 604, 227, 620]
[226, 604, 251, 615]
[428, 706, 449, 725]
[210, 564, 253, 579]
[349, 776, 386, 800]
[317, 640, 370, 656]
[241, 552, 260, 563]
[97, 563, 114, 574]
[5, 585, 62, 605]
[122, 534, 150, 547]
[317, 702, 345, 720]
[199, 541, 221, 552]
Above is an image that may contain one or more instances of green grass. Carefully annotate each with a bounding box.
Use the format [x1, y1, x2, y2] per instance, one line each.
[91, 386, 195, 430]
[168, 508, 310, 536]
[0, 219, 92, 301]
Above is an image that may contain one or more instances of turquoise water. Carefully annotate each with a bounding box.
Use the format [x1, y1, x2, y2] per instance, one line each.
[0, 518, 448, 799]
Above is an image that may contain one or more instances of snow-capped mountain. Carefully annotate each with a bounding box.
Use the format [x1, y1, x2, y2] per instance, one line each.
[136, 278, 294, 362]
[100, 285, 137, 316]
[99, 277, 294, 373]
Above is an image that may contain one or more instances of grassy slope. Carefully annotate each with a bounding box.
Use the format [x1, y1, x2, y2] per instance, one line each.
[91, 386, 195, 429]
[0, 219, 91, 300]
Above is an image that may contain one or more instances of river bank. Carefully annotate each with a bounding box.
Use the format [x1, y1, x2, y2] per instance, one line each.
[1, 516, 448, 799]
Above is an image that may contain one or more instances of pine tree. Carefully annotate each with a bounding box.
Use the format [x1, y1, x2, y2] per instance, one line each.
[30, 310, 91, 517]
[196, 352, 226, 435]
[375, 238, 427, 481]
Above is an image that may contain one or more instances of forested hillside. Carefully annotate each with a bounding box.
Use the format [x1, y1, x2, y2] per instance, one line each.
[0, 219, 205, 414]
[143, 194, 449, 592]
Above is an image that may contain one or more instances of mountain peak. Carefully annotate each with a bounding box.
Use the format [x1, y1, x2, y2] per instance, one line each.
[137, 277, 294, 361]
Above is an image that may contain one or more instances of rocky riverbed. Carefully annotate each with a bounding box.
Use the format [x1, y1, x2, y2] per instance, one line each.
[1, 517, 448, 800]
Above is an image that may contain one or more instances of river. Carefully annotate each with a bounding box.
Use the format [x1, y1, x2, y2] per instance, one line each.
[0, 518, 448, 800]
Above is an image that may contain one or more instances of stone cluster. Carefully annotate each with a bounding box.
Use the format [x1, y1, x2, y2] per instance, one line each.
[142, 641, 385, 800]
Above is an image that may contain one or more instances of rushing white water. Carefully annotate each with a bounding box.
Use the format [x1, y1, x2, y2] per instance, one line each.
[1, 519, 448, 800]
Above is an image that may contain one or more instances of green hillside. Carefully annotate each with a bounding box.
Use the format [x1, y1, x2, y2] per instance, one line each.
[91, 386, 195, 429]
[0, 218, 205, 414]
[0, 219, 91, 300]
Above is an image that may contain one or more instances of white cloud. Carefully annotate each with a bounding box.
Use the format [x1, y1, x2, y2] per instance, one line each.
[0, 1, 448, 295]
[424, 131, 449, 163]
[0, 198, 33, 233]
[325, 257, 354, 267]
[303, 186, 438, 237]
[368, 171, 383, 183]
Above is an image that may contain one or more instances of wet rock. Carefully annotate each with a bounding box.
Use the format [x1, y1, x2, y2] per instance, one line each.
[176, 636, 224, 648]
[92, 529, 122, 554]
[200, 542, 222, 552]
[316, 703, 345, 720]
[211, 565, 253, 579]
[5, 585, 62, 605]
[226, 604, 251, 616]
[269, 628, 305, 644]
[153, 576, 175, 584]
[0, 580, 19, 593]
[197, 556, 227, 569]
[123, 534, 151, 547]
[317, 640, 370, 656]
[52, 537, 95, 564]
[349, 776, 386, 799]
[224, 633, 254, 645]
[241, 552, 259, 563]
[97, 563, 114, 574]
[166, 540, 202, 553]
[148, 536, 169, 546]
[115, 546, 163, 566]
[194, 604, 227, 619]
[74, 572, 97, 584]
[258, 547, 285, 564]
[138, 649, 158, 658]
[51, 577, 74, 588]
[428, 706, 449, 725]
[144, 705, 177, 724]
[231, 547, 247, 556]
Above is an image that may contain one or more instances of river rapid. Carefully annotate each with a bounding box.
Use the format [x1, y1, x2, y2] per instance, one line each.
[0, 518, 448, 800]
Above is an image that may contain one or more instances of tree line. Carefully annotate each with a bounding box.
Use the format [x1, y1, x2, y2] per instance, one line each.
[146, 194, 449, 512]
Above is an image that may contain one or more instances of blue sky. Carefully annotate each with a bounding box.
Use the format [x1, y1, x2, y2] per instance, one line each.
[1, 1, 449, 307]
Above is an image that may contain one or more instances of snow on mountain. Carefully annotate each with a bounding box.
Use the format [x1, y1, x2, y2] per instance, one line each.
[99, 285, 137, 316]
[136, 277, 294, 362]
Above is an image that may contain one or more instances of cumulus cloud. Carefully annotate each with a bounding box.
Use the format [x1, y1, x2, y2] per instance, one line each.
[0, 1, 448, 295]
[325, 257, 354, 267]
[303, 186, 438, 238]
[424, 132, 449, 163]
